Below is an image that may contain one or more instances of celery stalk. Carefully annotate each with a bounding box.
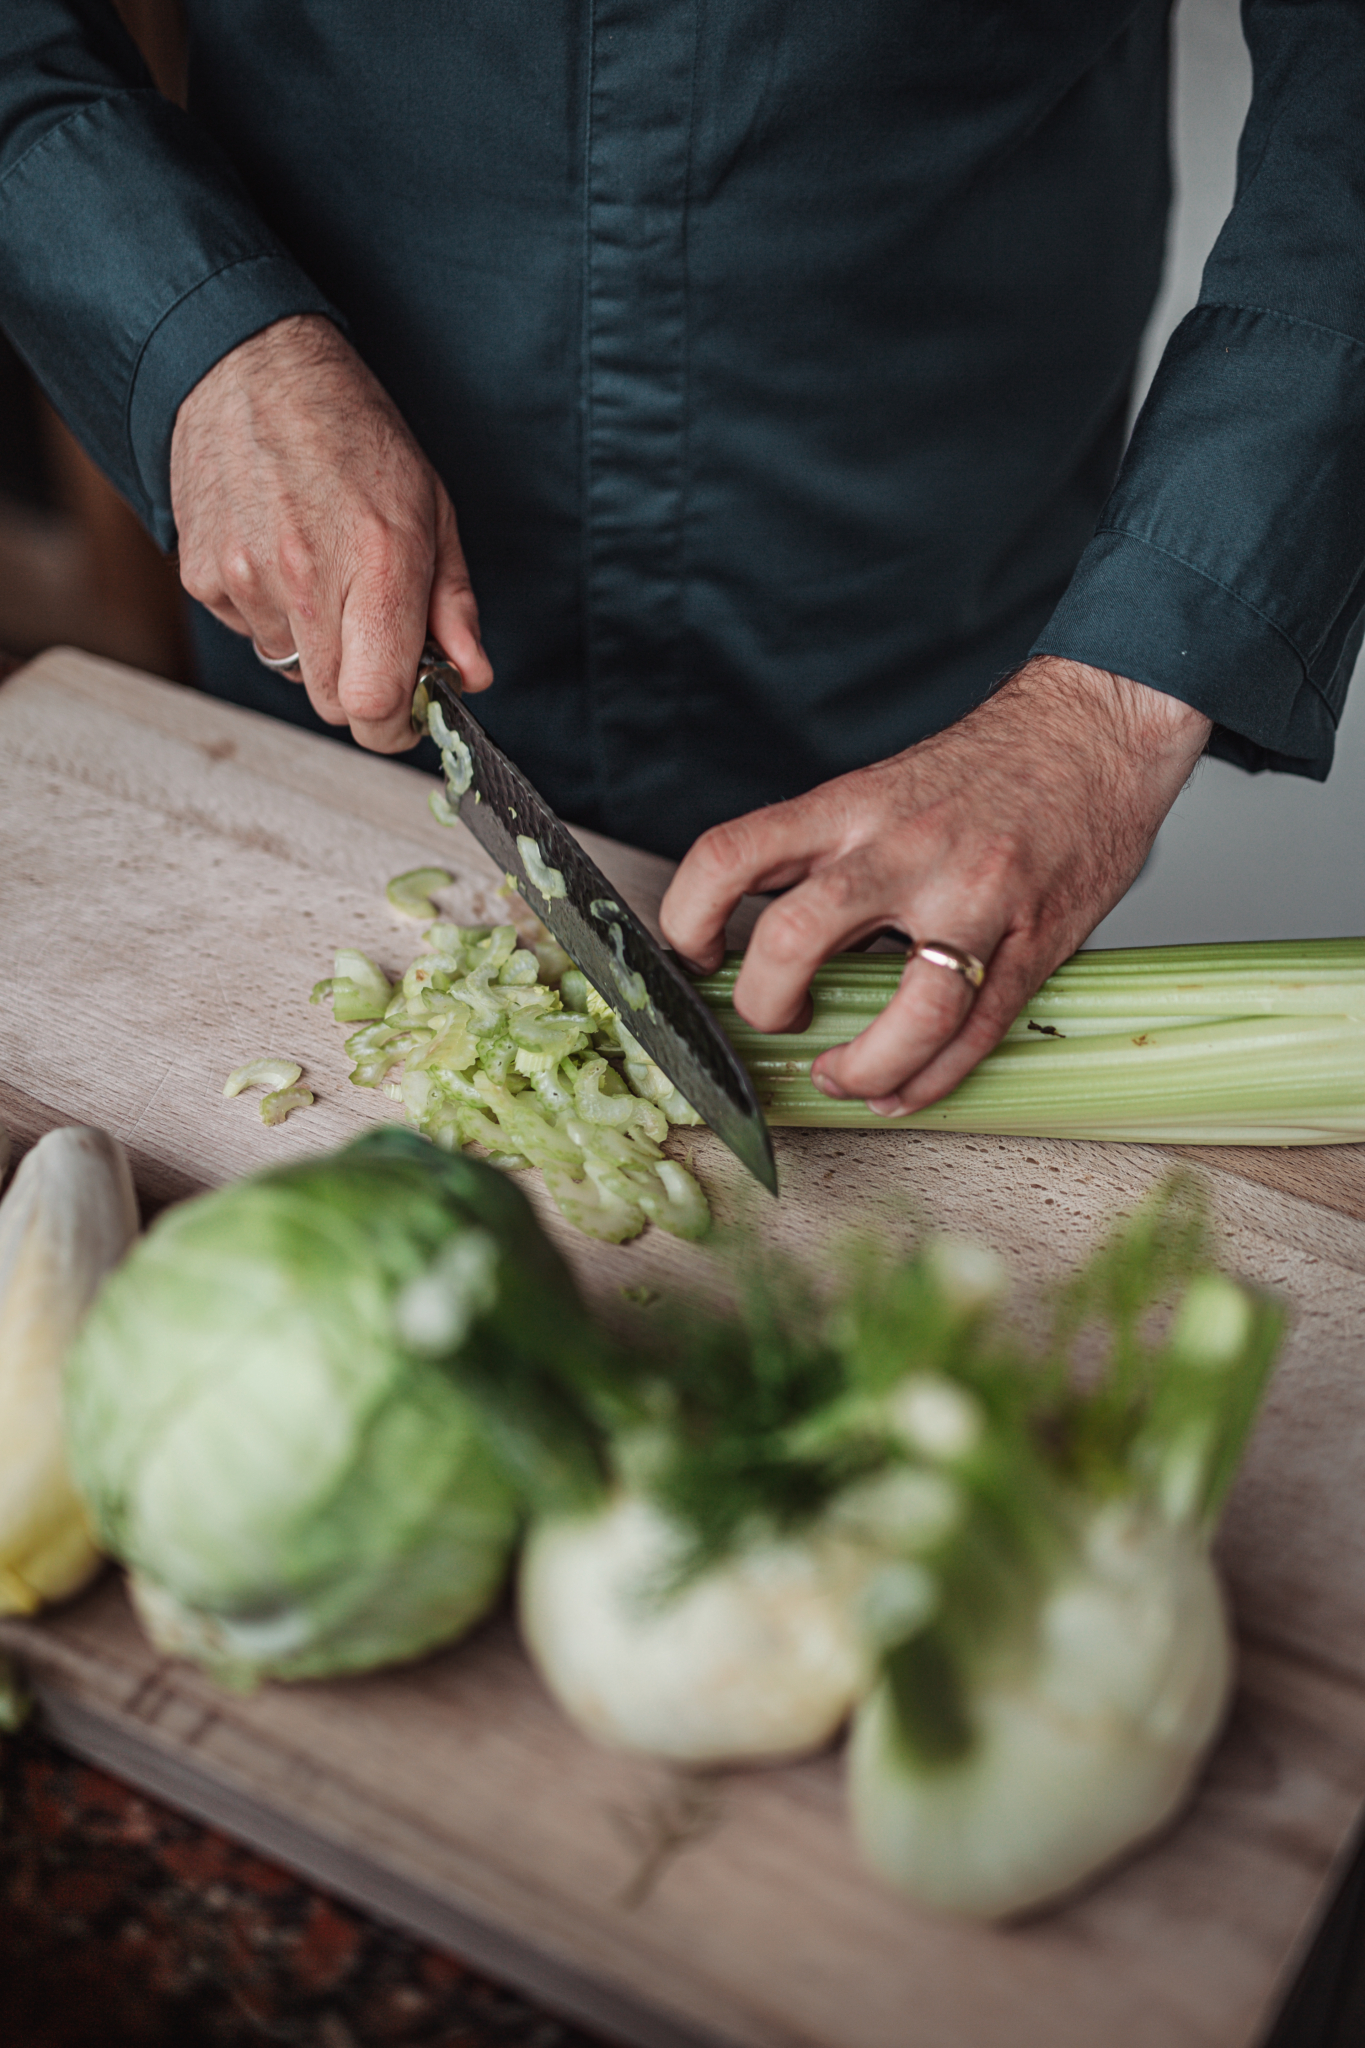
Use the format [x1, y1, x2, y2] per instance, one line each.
[698, 939, 1365, 1144]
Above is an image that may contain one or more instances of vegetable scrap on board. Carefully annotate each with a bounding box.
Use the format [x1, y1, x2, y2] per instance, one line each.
[386, 867, 455, 921]
[222, 1058, 315, 1126]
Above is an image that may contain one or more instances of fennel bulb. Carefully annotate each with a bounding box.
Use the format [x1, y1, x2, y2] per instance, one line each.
[521, 1490, 870, 1763]
[516, 1232, 1010, 1765]
[849, 1503, 1230, 1917]
[840, 1186, 1283, 1917]
[65, 1129, 599, 1687]
[0, 1127, 137, 1614]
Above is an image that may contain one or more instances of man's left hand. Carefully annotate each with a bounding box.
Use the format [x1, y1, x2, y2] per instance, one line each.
[659, 657, 1211, 1115]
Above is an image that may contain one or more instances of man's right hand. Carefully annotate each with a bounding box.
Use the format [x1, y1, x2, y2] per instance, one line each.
[169, 313, 492, 751]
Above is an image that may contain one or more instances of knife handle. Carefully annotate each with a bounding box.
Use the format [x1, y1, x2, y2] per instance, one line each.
[412, 638, 463, 735]
[418, 638, 461, 693]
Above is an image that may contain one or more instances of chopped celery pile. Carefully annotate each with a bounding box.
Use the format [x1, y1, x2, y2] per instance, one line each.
[312, 918, 708, 1244]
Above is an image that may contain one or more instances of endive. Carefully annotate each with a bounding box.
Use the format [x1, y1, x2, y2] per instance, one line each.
[0, 1127, 138, 1615]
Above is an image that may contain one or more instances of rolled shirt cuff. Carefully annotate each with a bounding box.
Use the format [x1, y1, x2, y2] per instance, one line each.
[127, 253, 338, 549]
[0, 91, 337, 549]
[1032, 527, 1345, 781]
[1030, 300, 1365, 782]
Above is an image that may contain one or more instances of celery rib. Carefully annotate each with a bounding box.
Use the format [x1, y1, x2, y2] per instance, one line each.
[698, 940, 1365, 1146]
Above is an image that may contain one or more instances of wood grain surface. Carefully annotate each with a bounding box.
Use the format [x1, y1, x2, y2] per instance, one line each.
[2, 647, 1365, 2048]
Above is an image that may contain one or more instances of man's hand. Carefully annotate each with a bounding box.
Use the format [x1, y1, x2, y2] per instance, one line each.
[660, 658, 1211, 1114]
[170, 314, 492, 751]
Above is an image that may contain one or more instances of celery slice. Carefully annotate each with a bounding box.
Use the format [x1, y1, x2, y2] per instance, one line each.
[223, 1058, 302, 1099]
[517, 835, 568, 901]
[260, 1084, 314, 1126]
[314, 948, 393, 1023]
[616, 1021, 703, 1125]
[427, 703, 474, 796]
[589, 898, 651, 1013]
[223, 1060, 314, 1125]
[387, 868, 453, 920]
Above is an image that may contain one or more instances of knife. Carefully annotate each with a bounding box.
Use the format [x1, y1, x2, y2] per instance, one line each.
[411, 641, 778, 1196]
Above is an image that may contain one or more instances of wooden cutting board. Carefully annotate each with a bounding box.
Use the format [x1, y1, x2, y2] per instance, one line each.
[3, 646, 1365, 2048]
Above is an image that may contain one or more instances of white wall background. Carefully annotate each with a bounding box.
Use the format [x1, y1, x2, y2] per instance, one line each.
[1089, 0, 1365, 946]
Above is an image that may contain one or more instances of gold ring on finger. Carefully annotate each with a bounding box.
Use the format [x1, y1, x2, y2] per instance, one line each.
[912, 939, 986, 990]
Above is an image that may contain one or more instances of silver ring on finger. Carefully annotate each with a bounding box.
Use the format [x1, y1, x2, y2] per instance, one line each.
[912, 938, 986, 991]
[252, 640, 303, 680]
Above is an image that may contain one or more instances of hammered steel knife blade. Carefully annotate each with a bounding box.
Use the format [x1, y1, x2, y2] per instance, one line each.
[412, 642, 778, 1196]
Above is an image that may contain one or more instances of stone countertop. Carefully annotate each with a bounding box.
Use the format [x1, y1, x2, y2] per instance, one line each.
[0, 1721, 609, 2048]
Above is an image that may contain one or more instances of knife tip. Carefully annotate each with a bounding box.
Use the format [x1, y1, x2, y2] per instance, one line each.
[737, 1126, 780, 1198]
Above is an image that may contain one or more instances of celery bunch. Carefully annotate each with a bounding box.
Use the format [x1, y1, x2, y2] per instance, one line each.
[0, 1128, 138, 1615]
[700, 938, 1365, 1143]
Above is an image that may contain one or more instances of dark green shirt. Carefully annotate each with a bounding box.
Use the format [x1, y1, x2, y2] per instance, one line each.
[3, 2, 1363, 856]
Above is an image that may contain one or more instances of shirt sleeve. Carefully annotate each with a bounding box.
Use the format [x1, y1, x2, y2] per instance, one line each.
[1032, 0, 1365, 781]
[0, 1, 339, 549]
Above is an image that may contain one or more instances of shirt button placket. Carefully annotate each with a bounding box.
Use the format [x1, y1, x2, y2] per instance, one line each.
[583, 0, 696, 841]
